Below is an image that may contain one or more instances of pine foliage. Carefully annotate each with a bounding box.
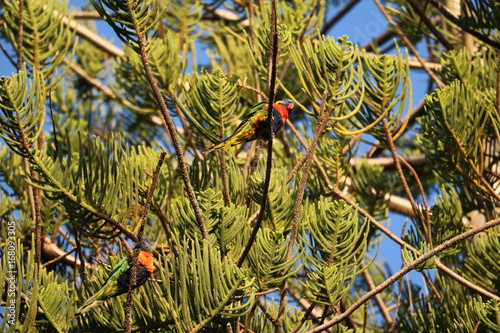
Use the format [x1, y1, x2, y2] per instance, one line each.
[1, 0, 500, 332]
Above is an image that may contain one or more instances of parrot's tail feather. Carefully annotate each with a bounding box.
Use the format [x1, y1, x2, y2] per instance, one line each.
[66, 299, 105, 330]
[203, 141, 226, 153]
[74, 299, 105, 316]
[203, 137, 237, 153]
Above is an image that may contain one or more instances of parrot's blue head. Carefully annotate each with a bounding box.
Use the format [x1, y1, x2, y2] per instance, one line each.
[278, 99, 295, 113]
[136, 237, 151, 252]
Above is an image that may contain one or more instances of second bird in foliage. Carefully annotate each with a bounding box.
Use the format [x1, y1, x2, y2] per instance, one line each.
[71, 238, 154, 318]
[204, 99, 295, 153]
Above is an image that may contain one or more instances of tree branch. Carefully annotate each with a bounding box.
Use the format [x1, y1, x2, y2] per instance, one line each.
[382, 119, 429, 242]
[132, 13, 209, 241]
[53, 8, 124, 57]
[308, 216, 500, 332]
[320, 0, 361, 35]
[277, 91, 331, 333]
[406, 0, 454, 51]
[426, 0, 500, 49]
[374, 0, 445, 88]
[237, 0, 279, 268]
[124, 150, 166, 333]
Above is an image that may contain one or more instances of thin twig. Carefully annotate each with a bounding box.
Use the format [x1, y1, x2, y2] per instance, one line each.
[218, 107, 232, 205]
[132, 10, 209, 241]
[334, 187, 500, 300]
[255, 288, 281, 296]
[244, 302, 259, 333]
[290, 301, 318, 333]
[285, 120, 333, 187]
[367, 99, 426, 158]
[73, 224, 87, 279]
[362, 30, 395, 52]
[360, 262, 393, 324]
[320, 0, 361, 35]
[434, 261, 499, 299]
[54, 8, 124, 57]
[124, 150, 166, 333]
[397, 156, 431, 232]
[362, 302, 368, 333]
[308, 216, 500, 332]
[447, 124, 500, 202]
[41, 246, 77, 268]
[276, 91, 331, 333]
[373, 0, 445, 88]
[90, 211, 138, 241]
[426, 0, 500, 49]
[382, 119, 428, 241]
[237, 0, 279, 268]
[406, 0, 454, 51]
[256, 297, 278, 324]
[237, 80, 267, 100]
[16, 0, 24, 70]
[422, 270, 443, 302]
[497, 52, 500, 117]
[388, 220, 408, 332]
[244, 141, 261, 208]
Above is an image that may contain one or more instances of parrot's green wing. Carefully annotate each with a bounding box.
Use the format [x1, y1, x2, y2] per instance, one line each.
[95, 256, 130, 300]
[232, 104, 268, 134]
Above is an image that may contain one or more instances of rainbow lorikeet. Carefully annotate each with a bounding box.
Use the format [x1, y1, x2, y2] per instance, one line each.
[72, 238, 154, 317]
[204, 99, 295, 153]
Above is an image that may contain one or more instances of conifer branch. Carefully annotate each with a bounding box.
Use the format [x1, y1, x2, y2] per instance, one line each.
[16, 0, 24, 69]
[290, 112, 497, 305]
[360, 262, 393, 324]
[374, 0, 445, 88]
[334, 186, 500, 300]
[308, 216, 500, 332]
[220, 153, 231, 205]
[4, 47, 44, 329]
[22, 167, 42, 331]
[55, 8, 124, 57]
[124, 150, 165, 333]
[396, 155, 431, 227]
[290, 301, 318, 333]
[497, 52, 500, 117]
[382, 119, 429, 242]
[126, 2, 209, 241]
[426, 0, 500, 49]
[276, 91, 330, 333]
[448, 127, 500, 202]
[286, 119, 336, 189]
[405, 0, 454, 51]
[237, 0, 279, 268]
[218, 111, 231, 206]
[245, 0, 264, 185]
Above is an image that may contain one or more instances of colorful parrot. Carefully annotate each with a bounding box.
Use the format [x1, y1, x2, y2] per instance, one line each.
[71, 238, 154, 317]
[204, 99, 295, 153]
